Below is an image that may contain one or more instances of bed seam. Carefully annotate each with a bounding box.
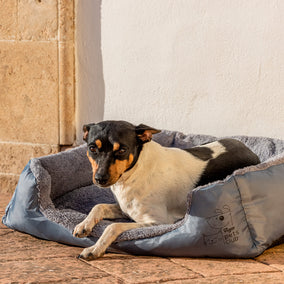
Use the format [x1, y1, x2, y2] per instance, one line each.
[232, 176, 261, 256]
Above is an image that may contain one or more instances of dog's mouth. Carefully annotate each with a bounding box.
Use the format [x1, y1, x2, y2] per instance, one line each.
[93, 179, 113, 188]
[95, 183, 111, 188]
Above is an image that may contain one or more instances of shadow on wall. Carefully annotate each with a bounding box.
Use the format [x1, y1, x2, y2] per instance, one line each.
[75, 0, 105, 144]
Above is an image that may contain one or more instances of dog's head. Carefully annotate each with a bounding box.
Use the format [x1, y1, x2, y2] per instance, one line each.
[83, 120, 160, 187]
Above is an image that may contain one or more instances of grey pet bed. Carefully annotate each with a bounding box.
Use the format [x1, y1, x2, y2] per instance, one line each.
[2, 131, 284, 257]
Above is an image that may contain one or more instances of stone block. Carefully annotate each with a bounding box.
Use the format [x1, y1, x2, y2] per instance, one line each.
[18, 0, 58, 40]
[0, 230, 82, 261]
[59, 41, 75, 145]
[0, 257, 109, 283]
[0, 193, 13, 210]
[170, 257, 278, 277]
[59, 0, 74, 42]
[92, 256, 200, 283]
[181, 272, 284, 284]
[0, 0, 17, 40]
[0, 173, 19, 193]
[0, 41, 59, 144]
[0, 142, 59, 174]
[255, 245, 284, 272]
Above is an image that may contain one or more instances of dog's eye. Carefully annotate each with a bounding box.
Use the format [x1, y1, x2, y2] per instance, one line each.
[89, 146, 98, 154]
[117, 148, 127, 155]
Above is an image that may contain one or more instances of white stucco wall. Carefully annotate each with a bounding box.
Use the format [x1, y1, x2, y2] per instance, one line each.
[76, 0, 284, 142]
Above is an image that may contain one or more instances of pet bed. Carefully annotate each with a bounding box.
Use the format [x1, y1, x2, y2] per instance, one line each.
[2, 131, 284, 257]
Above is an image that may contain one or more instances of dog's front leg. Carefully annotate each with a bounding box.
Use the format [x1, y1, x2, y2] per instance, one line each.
[73, 203, 124, 238]
[78, 222, 150, 260]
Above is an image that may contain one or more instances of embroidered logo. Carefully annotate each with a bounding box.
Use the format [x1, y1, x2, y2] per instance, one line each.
[203, 205, 239, 246]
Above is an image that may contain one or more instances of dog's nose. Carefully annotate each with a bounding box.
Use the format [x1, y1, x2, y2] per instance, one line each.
[95, 173, 109, 186]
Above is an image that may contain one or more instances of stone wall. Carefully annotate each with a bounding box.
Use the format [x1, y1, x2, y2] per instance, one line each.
[0, 0, 75, 193]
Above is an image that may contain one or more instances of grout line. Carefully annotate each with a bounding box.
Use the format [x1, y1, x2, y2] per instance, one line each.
[140, 276, 203, 284]
[78, 258, 126, 283]
[0, 39, 58, 43]
[203, 270, 284, 278]
[0, 231, 14, 237]
[39, 275, 116, 284]
[168, 258, 205, 278]
[0, 141, 59, 147]
[72, 0, 76, 144]
[57, 0, 61, 145]
[0, 172, 20, 176]
[0, 255, 80, 264]
[254, 260, 283, 273]
[16, 0, 18, 41]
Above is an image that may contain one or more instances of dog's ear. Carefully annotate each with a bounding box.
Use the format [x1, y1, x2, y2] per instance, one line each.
[83, 124, 93, 142]
[135, 124, 161, 143]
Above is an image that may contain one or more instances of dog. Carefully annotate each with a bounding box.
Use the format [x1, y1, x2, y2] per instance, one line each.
[73, 120, 260, 260]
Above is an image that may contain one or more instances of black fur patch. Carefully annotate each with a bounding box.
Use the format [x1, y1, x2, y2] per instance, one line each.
[196, 139, 260, 187]
[184, 147, 213, 161]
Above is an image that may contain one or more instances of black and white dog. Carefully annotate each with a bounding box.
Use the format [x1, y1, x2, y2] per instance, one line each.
[73, 120, 260, 260]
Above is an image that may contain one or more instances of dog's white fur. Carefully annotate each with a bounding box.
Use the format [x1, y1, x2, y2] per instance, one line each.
[74, 140, 226, 259]
[112, 140, 226, 224]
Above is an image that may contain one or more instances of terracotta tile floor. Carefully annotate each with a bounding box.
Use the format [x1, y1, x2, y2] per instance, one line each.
[1, 193, 284, 283]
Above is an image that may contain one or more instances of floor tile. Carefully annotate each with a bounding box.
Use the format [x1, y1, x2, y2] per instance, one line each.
[170, 257, 278, 277]
[255, 249, 284, 272]
[165, 272, 284, 284]
[89, 255, 201, 283]
[0, 257, 109, 283]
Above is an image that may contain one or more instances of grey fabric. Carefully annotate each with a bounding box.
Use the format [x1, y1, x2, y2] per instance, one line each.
[2, 162, 96, 248]
[2, 130, 284, 257]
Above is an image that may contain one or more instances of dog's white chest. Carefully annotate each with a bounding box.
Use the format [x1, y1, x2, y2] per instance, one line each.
[110, 183, 147, 222]
[110, 141, 213, 224]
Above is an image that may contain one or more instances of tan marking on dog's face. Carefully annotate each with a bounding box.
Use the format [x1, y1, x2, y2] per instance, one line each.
[113, 142, 120, 151]
[109, 154, 134, 184]
[95, 139, 102, 149]
[87, 151, 99, 183]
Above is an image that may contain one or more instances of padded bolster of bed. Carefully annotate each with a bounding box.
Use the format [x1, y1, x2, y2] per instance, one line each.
[37, 145, 93, 200]
[235, 161, 284, 250]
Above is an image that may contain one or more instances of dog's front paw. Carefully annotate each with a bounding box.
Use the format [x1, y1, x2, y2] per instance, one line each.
[77, 245, 105, 261]
[73, 219, 94, 238]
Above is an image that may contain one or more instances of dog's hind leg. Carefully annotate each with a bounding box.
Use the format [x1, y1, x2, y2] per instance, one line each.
[78, 221, 153, 260]
[73, 203, 125, 238]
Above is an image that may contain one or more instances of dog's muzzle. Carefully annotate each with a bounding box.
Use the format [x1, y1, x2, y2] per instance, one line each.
[94, 173, 110, 186]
